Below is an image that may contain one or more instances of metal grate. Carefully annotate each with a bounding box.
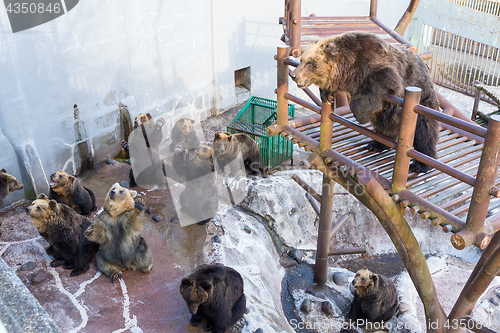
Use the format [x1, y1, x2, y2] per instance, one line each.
[416, 24, 500, 101]
[444, 0, 500, 16]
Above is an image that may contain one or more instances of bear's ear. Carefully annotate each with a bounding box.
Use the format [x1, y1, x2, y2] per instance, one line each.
[37, 193, 48, 200]
[323, 42, 338, 58]
[200, 280, 212, 292]
[129, 190, 137, 199]
[0, 169, 6, 173]
[147, 113, 153, 119]
[49, 200, 58, 210]
[181, 278, 193, 288]
[371, 273, 378, 284]
[362, 266, 368, 270]
[214, 132, 220, 139]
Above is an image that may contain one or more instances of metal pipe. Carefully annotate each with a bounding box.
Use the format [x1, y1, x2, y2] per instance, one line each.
[277, 47, 290, 128]
[394, 0, 420, 36]
[328, 247, 366, 256]
[314, 174, 335, 284]
[319, 102, 334, 153]
[290, 0, 301, 58]
[292, 174, 322, 202]
[392, 87, 421, 192]
[267, 112, 320, 137]
[306, 192, 320, 216]
[453, 115, 500, 250]
[369, 0, 378, 17]
[329, 214, 349, 241]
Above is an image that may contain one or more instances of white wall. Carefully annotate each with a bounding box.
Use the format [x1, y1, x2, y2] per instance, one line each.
[0, 0, 410, 205]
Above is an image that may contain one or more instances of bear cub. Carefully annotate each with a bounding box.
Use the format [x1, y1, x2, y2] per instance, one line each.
[212, 132, 261, 177]
[291, 31, 440, 173]
[49, 170, 96, 216]
[0, 169, 23, 207]
[84, 183, 153, 282]
[170, 118, 200, 152]
[346, 267, 398, 322]
[26, 193, 99, 277]
[180, 264, 246, 333]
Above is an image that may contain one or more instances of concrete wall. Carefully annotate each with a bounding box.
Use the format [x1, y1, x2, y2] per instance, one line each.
[0, 0, 409, 206]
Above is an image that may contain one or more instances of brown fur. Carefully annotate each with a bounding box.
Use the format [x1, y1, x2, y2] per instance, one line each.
[0, 169, 23, 207]
[347, 268, 398, 322]
[292, 32, 440, 173]
[49, 170, 96, 215]
[26, 193, 98, 277]
[84, 183, 153, 282]
[170, 118, 200, 151]
[213, 132, 261, 176]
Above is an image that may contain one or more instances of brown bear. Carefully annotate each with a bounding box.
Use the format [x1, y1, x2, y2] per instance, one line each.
[49, 170, 96, 216]
[291, 31, 440, 173]
[180, 264, 246, 333]
[0, 169, 23, 207]
[84, 183, 153, 282]
[169, 117, 200, 152]
[212, 132, 261, 176]
[26, 193, 99, 277]
[346, 268, 398, 322]
[121, 113, 166, 188]
[172, 145, 218, 225]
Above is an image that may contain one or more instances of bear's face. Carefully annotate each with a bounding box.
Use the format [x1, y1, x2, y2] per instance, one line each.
[194, 145, 213, 161]
[0, 169, 23, 192]
[352, 268, 377, 298]
[213, 132, 233, 155]
[49, 170, 74, 193]
[134, 113, 153, 128]
[291, 39, 337, 90]
[175, 118, 195, 136]
[26, 193, 58, 230]
[180, 278, 212, 314]
[104, 183, 137, 217]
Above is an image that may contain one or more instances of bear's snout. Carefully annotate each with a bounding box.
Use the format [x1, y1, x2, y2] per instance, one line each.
[25, 206, 31, 214]
[109, 190, 115, 199]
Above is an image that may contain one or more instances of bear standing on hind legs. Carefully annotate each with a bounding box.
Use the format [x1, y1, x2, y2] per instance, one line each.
[84, 183, 153, 282]
[291, 31, 440, 173]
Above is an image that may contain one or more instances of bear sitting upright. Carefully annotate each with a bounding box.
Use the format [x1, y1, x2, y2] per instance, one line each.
[291, 31, 440, 173]
[346, 267, 398, 323]
[26, 193, 99, 277]
[180, 264, 246, 333]
[0, 169, 23, 207]
[169, 118, 200, 152]
[84, 183, 153, 282]
[49, 170, 96, 216]
[212, 132, 261, 176]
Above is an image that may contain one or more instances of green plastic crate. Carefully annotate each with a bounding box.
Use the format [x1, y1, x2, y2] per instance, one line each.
[227, 96, 295, 170]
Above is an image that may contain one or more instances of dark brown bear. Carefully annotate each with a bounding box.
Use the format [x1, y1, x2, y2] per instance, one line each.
[213, 132, 261, 176]
[180, 264, 246, 333]
[26, 193, 99, 277]
[121, 113, 166, 188]
[0, 169, 23, 207]
[291, 31, 440, 173]
[84, 183, 153, 282]
[172, 145, 218, 225]
[346, 268, 398, 322]
[49, 170, 96, 216]
[169, 118, 200, 152]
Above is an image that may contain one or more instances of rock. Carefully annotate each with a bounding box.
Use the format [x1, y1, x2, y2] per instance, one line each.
[399, 302, 411, 313]
[152, 215, 161, 222]
[306, 288, 325, 299]
[245, 308, 250, 314]
[170, 217, 179, 223]
[243, 224, 252, 234]
[279, 258, 298, 267]
[31, 271, 48, 284]
[289, 207, 297, 216]
[213, 235, 221, 243]
[146, 207, 153, 214]
[350, 282, 355, 295]
[105, 158, 114, 165]
[289, 248, 303, 263]
[20, 261, 36, 271]
[120, 181, 130, 188]
[321, 301, 334, 316]
[300, 299, 312, 313]
[254, 329, 263, 333]
[490, 296, 500, 306]
[332, 272, 348, 286]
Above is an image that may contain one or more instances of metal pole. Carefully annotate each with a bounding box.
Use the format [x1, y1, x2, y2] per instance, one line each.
[277, 47, 290, 128]
[290, 0, 301, 58]
[452, 115, 500, 250]
[314, 174, 335, 284]
[392, 87, 421, 193]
